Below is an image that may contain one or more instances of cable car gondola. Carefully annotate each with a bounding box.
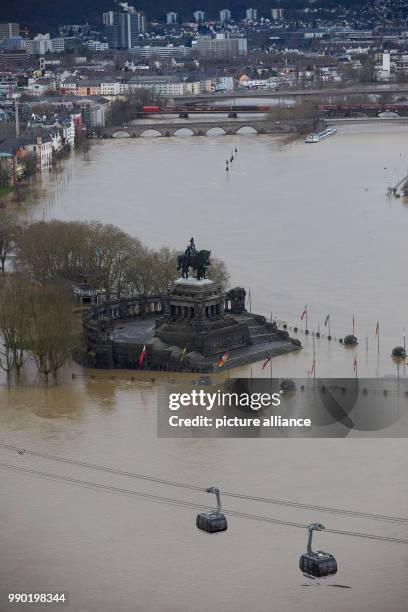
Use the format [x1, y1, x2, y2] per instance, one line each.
[299, 523, 337, 578]
[196, 487, 228, 534]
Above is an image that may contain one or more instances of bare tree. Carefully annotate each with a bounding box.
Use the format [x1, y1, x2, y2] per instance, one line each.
[17, 220, 88, 281]
[124, 247, 230, 295]
[0, 274, 32, 381]
[84, 222, 144, 300]
[0, 210, 19, 272]
[28, 284, 79, 382]
[22, 152, 38, 178]
[0, 160, 10, 188]
[107, 89, 157, 126]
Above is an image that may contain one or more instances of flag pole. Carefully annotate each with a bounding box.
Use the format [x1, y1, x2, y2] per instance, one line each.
[325, 313, 331, 339]
[313, 333, 316, 386]
[397, 359, 400, 396]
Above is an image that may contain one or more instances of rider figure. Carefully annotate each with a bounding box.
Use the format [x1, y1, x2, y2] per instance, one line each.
[185, 237, 197, 257]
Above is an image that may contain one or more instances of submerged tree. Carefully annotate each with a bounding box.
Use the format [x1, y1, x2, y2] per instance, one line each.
[17, 220, 88, 281]
[0, 274, 32, 380]
[0, 210, 19, 272]
[28, 284, 79, 382]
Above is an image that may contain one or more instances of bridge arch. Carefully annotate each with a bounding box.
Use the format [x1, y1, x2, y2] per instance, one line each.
[235, 126, 258, 135]
[206, 126, 227, 136]
[172, 127, 195, 137]
[140, 128, 162, 138]
[111, 130, 131, 138]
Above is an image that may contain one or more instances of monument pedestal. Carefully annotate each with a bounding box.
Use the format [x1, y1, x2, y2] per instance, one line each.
[155, 278, 250, 356]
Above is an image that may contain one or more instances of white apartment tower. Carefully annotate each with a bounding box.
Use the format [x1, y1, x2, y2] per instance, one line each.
[271, 8, 284, 20]
[246, 8, 258, 21]
[219, 9, 232, 23]
[166, 12, 178, 25]
[193, 10, 205, 23]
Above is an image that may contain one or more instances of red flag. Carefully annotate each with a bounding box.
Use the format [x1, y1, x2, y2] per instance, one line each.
[310, 360, 315, 376]
[262, 354, 271, 370]
[353, 356, 357, 371]
[217, 351, 228, 368]
[301, 305, 307, 321]
[375, 321, 379, 337]
[139, 345, 146, 367]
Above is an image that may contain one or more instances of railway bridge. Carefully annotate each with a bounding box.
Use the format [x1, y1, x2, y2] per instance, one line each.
[95, 118, 311, 138]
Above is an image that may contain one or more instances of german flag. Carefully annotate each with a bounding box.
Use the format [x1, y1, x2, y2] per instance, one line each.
[217, 352, 228, 368]
[139, 345, 146, 367]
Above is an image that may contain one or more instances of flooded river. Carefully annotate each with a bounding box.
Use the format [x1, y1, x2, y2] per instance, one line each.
[1, 125, 408, 611]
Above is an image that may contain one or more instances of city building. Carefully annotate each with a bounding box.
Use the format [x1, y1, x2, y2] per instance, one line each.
[27, 77, 57, 96]
[127, 75, 211, 96]
[22, 128, 54, 169]
[0, 75, 18, 98]
[87, 40, 110, 51]
[105, 4, 145, 49]
[128, 75, 184, 96]
[195, 35, 247, 59]
[29, 34, 65, 55]
[130, 45, 191, 59]
[193, 11, 205, 23]
[166, 12, 178, 25]
[100, 78, 127, 96]
[1, 36, 24, 51]
[102, 12, 115, 26]
[75, 81, 102, 96]
[219, 9, 232, 23]
[0, 23, 19, 43]
[214, 75, 234, 91]
[79, 101, 106, 128]
[246, 8, 258, 21]
[271, 8, 284, 20]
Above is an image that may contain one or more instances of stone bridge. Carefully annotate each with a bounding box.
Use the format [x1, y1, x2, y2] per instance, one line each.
[95, 119, 311, 139]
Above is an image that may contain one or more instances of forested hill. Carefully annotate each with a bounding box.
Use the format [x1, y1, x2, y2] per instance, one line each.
[3, 1, 367, 35]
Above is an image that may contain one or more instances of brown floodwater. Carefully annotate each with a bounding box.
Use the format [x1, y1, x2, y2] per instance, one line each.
[1, 125, 408, 611]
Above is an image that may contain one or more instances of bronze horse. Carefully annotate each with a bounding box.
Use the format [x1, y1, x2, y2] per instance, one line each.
[177, 250, 211, 281]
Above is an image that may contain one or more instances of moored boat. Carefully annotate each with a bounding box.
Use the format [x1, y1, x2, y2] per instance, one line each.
[305, 127, 337, 143]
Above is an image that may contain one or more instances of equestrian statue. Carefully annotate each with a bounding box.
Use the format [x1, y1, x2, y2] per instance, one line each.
[177, 237, 211, 281]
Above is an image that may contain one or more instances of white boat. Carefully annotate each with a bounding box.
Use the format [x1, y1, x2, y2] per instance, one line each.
[305, 127, 337, 143]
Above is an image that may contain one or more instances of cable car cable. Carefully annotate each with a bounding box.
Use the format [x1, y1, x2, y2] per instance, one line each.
[1, 461, 408, 545]
[0, 442, 407, 525]
[0, 442, 406, 525]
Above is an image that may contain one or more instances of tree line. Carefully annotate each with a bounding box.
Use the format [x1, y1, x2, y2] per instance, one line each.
[0, 213, 229, 384]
